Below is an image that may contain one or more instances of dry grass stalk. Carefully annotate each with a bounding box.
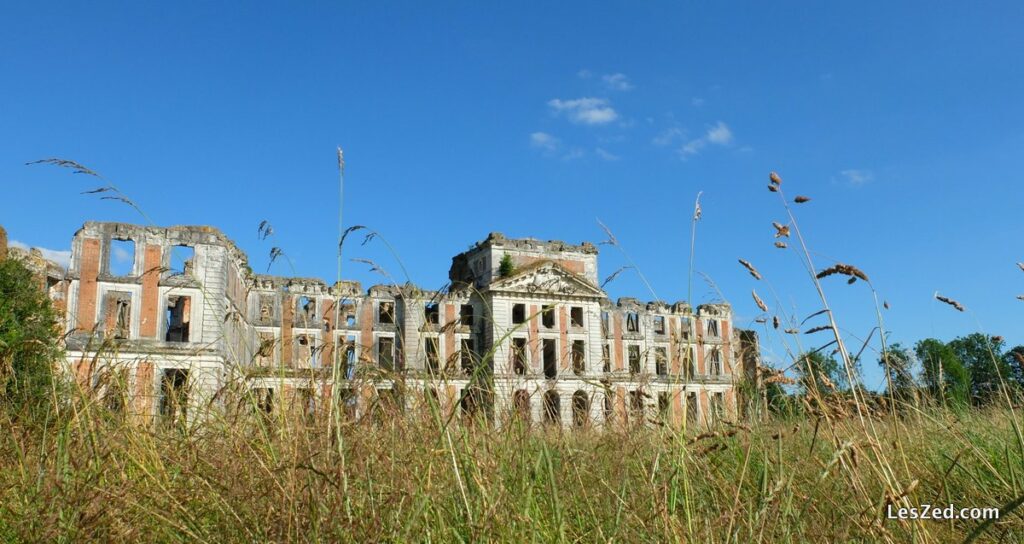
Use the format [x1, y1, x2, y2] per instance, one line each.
[751, 289, 768, 312]
[738, 259, 762, 280]
[772, 222, 790, 238]
[935, 294, 965, 312]
[815, 263, 869, 282]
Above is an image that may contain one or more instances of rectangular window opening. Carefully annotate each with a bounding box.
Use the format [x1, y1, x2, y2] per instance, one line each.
[159, 368, 189, 425]
[165, 295, 191, 342]
[425, 337, 440, 373]
[626, 312, 640, 333]
[655, 347, 668, 376]
[570, 306, 584, 328]
[169, 245, 195, 276]
[109, 238, 135, 276]
[460, 339, 476, 374]
[653, 315, 666, 335]
[460, 304, 474, 327]
[512, 337, 528, 375]
[424, 303, 439, 325]
[572, 340, 586, 375]
[378, 301, 395, 324]
[602, 344, 611, 373]
[378, 337, 395, 370]
[512, 303, 526, 325]
[628, 345, 641, 374]
[543, 339, 557, 379]
[541, 305, 555, 329]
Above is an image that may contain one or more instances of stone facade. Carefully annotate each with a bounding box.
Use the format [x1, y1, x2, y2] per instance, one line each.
[48, 222, 758, 428]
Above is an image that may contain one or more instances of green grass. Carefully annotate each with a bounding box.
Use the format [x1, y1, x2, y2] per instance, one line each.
[1, 398, 1022, 542]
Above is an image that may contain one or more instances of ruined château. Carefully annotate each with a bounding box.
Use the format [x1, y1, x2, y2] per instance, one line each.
[12, 221, 761, 428]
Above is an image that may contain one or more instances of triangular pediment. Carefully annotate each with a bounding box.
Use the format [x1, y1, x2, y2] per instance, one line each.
[488, 261, 605, 298]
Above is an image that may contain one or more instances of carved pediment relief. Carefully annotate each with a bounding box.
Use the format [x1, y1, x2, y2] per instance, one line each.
[489, 261, 604, 298]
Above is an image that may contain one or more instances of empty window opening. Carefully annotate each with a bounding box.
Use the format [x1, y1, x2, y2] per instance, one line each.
[601, 311, 610, 336]
[542, 391, 560, 426]
[653, 316, 666, 335]
[512, 337, 528, 375]
[655, 347, 668, 376]
[102, 369, 128, 414]
[297, 296, 316, 327]
[424, 303, 439, 325]
[513, 390, 531, 425]
[541, 305, 555, 329]
[570, 306, 584, 328]
[109, 239, 135, 276]
[658, 392, 670, 424]
[706, 319, 719, 338]
[512, 303, 526, 325]
[257, 333, 275, 366]
[169, 245, 195, 276]
[295, 387, 315, 421]
[686, 393, 699, 424]
[165, 296, 191, 342]
[460, 387, 484, 421]
[709, 349, 722, 376]
[425, 337, 440, 373]
[109, 294, 131, 339]
[342, 304, 356, 327]
[254, 387, 274, 414]
[378, 337, 395, 370]
[543, 339, 558, 379]
[603, 393, 614, 423]
[258, 295, 275, 322]
[712, 392, 724, 422]
[572, 340, 586, 375]
[629, 390, 645, 425]
[572, 390, 590, 428]
[628, 345, 641, 374]
[626, 312, 640, 333]
[460, 339, 476, 374]
[296, 335, 313, 367]
[345, 336, 357, 379]
[378, 301, 395, 324]
[159, 368, 189, 425]
[602, 344, 611, 373]
[682, 319, 692, 340]
[460, 304, 474, 327]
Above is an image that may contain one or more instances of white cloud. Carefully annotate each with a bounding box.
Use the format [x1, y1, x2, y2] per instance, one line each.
[602, 73, 633, 91]
[706, 121, 733, 145]
[679, 121, 733, 157]
[562, 147, 585, 160]
[691, 97, 705, 107]
[595, 147, 620, 161]
[547, 97, 619, 125]
[9, 240, 71, 268]
[577, 69, 593, 79]
[652, 127, 684, 147]
[530, 131, 561, 152]
[840, 169, 873, 185]
[112, 244, 132, 263]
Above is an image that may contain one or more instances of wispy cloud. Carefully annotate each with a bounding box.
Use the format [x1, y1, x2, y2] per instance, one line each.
[530, 131, 561, 152]
[548, 97, 619, 125]
[595, 147, 620, 161]
[577, 69, 593, 79]
[679, 121, 733, 157]
[839, 169, 873, 186]
[10, 240, 71, 268]
[601, 73, 633, 91]
[691, 97, 705, 107]
[652, 127, 684, 147]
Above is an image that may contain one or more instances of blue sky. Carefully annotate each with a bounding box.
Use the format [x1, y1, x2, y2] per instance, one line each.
[2, 2, 1023, 388]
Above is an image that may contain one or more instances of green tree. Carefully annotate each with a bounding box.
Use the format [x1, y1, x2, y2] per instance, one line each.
[0, 257, 62, 418]
[878, 342, 916, 401]
[795, 351, 843, 395]
[915, 338, 969, 407]
[1003, 345, 1024, 391]
[498, 253, 515, 278]
[948, 333, 1012, 405]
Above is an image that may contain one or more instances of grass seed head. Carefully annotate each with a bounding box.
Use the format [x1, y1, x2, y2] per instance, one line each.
[935, 294, 965, 312]
[794, 195, 811, 203]
[738, 259, 762, 280]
